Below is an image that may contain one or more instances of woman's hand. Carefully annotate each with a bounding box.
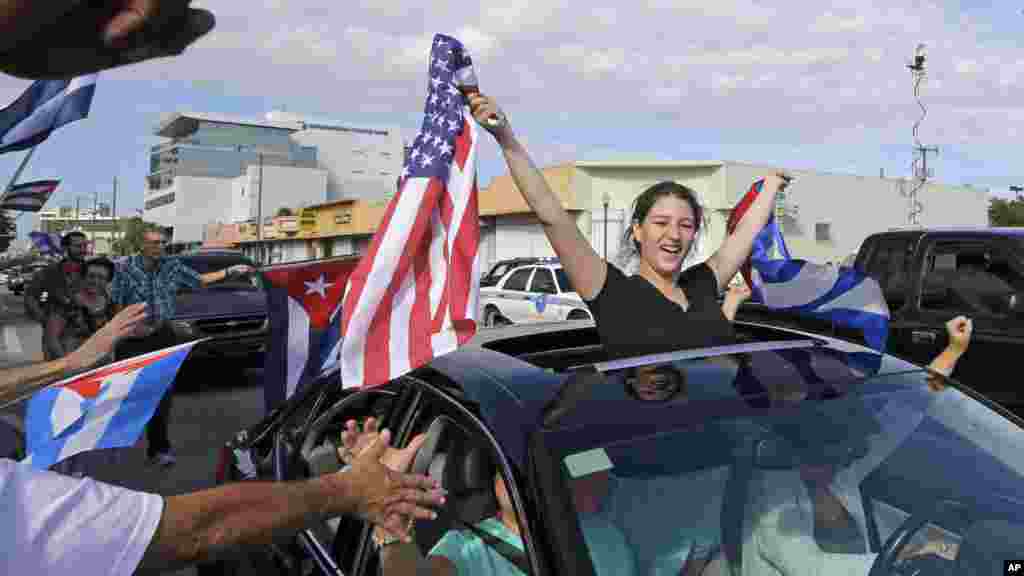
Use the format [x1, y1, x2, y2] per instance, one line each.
[339, 417, 428, 473]
[762, 172, 793, 194]
[467, 93, 512, 142]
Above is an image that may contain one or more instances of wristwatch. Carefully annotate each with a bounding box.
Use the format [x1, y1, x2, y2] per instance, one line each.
[373, 527, 413, 549]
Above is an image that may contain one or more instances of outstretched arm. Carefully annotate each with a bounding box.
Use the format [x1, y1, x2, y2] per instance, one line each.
[468, 94, 607, 301]
[707, 174, 790, 290]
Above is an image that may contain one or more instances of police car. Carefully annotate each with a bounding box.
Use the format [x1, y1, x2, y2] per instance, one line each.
[478, 257, 592, 327]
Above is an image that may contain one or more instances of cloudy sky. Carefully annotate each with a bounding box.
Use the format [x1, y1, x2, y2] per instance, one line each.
[2, 0, 1022, 242]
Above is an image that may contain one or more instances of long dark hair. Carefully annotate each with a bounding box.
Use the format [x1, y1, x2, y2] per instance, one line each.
[614, 181, 705, 272]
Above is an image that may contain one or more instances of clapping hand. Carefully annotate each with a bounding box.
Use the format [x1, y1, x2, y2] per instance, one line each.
[946, 316, 972, 354]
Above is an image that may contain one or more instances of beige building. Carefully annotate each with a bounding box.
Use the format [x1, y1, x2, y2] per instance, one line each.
[215, 159, 989, 272]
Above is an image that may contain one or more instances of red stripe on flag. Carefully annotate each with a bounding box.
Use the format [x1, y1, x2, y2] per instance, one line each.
[430, 181, 456, 332]
[449, 178, 480, 344]
[362, 179, 446, 387]
[727, 180, 763, 288]
[409, 232, 434, 370]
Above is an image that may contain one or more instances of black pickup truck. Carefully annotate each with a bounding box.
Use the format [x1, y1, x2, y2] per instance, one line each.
[736, 227, 1024, 405]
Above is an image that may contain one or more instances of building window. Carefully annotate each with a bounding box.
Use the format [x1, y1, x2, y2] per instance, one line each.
[381, 151, 392, 158]
[352, 148, 368, 156]
[335, 213, 352, 225]
[145, 193, 175, 210]
[352, 169, 365, 174]
[815, 222, 831, 242]
[379, 171, 391, 176]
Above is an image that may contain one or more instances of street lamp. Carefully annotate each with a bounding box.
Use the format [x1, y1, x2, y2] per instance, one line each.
[1011, 185, 1023, 201]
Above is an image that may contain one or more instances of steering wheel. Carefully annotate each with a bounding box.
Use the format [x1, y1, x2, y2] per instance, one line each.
[867, 500, 970, 576]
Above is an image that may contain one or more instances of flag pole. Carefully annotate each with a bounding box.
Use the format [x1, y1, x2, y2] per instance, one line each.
[4, 145, 38, 193]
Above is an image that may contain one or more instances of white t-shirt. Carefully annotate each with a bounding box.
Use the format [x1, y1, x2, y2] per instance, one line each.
[1, 458, 164, 575]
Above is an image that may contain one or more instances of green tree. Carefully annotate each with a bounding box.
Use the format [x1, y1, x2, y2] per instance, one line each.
[275, 207, 293, 217]
[111, 216, 163, 256]
[988, 197, 1024, 227]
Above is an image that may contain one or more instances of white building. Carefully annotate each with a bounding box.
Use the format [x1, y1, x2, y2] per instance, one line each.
[480, 160, 990, 275]
[145, 111, 402, 248]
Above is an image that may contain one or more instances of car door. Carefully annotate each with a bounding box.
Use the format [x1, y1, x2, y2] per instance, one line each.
[901, 236, 1024, 403]
[527, 267, 560, 322]
[498, 266, 536, 324]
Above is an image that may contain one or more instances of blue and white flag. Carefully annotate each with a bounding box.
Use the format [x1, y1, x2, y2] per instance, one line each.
[0, 75, 97, 154]
[727, 179, 890, 353]
[28, 230, 62, 255]
[23, 340, 202, 470]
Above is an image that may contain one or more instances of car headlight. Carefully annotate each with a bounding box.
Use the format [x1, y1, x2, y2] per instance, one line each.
[170, 320, 196, 337]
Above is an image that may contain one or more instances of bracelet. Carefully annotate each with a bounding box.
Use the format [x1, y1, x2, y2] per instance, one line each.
[373, 518, 415, 550]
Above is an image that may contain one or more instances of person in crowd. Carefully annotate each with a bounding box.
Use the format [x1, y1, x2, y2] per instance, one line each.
[745, 316, 973, 575]
[43, 256, 118, 477]
[110, 228, 253, 467]
[467, 94, 789, 361]
[1, 306, 445, 576]
[25, 231, 89, 360]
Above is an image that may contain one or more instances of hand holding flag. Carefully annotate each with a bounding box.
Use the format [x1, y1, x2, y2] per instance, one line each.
[340, 33, 482, 389]
[727, 179, 889, 354]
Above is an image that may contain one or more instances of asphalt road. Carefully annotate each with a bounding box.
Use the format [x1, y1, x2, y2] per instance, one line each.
[0, 286, 267, 576]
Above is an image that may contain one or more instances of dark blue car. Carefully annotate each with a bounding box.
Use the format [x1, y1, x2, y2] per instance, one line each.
[202, 319, 1024, 575]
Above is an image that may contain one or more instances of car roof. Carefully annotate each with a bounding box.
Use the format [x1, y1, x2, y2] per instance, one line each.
[425, 320, 924, 468]
[873, 227, 1024, 239]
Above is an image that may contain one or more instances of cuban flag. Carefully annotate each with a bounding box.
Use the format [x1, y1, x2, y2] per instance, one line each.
[0, 179, 59, 212]
[340, 33, 481, 389]
[28, 230, 62, 255]
[0, 75, 97, 154]
[727, 179, 889, 353]
[23, 340, 202, 470]
[262, 256, 360, 412]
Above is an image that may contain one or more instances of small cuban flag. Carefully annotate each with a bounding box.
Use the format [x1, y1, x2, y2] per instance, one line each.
[23, 339, 204, 470]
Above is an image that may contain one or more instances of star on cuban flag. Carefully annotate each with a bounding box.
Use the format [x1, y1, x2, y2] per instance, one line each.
[23, 340, 203, 470]
[261, 255, 361, 412]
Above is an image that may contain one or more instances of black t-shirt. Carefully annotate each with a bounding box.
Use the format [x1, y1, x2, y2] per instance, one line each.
[585, 262, 735, 361]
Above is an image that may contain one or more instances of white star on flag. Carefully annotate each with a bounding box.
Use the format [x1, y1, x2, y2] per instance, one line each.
[420, 153, 434, 167]
[439, 141, 453, 156]
[429, 93, 439, 105]
[430, 76, 443, 89]
[304, 274, 333, 299]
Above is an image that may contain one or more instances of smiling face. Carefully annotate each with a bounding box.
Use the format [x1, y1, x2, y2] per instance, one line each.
[632, 195, 697, 278]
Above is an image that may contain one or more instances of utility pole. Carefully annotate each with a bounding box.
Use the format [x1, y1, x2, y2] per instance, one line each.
[112, 176, 118, 251]
[904, 43, 937, 226]
[257, 152, 264, 264]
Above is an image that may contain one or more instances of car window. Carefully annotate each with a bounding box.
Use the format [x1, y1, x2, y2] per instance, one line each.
[865, 239, 913, 309]
[503, 267, 533, 291]
[530, 268, 558, 295]
[921, 241, 1024, 317]
[545, 365, 1024, 576]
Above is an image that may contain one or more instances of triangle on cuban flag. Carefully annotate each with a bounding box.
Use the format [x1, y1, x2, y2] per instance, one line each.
[23, 339, 204, 470]
[261, 255, 361, 413]
[727, 179, 890, 372]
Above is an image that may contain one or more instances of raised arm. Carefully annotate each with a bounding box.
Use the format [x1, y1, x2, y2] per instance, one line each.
[468, 95, 607, 300]
[707, 173, 789, 289]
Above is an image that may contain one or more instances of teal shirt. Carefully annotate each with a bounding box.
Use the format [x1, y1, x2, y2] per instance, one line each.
[430, 516, 637, 576]
[430, 518, 525, 576]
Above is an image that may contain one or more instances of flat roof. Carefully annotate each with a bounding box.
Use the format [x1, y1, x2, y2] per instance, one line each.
[155, 111, 303, 138]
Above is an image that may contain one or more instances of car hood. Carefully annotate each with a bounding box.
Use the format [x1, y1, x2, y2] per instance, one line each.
[172, 289, 267, 320]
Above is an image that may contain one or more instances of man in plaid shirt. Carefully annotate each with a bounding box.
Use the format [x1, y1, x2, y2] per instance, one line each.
[111, 228, 253, 467]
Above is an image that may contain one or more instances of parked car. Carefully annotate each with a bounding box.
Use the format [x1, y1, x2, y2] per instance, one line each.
[479, 257, 592, 327]
[200, 319, 1024, 576]
[736, 227, 1024, 405]
[152, 250, 268, 386]
[480, 257, 548, 288]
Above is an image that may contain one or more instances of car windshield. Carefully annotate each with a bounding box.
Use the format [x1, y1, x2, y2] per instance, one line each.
[539, 349, 1024, 576]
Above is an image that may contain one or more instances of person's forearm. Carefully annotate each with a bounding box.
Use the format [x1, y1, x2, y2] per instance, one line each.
[199, 269, 227, 286]
[928, 344, 964, 377]
[721, 299, 740, 322]
[0, 356, 70, 409]
[138, 474, 359, 572]
[733, 182, 778, 241]
[498, 133, 573, 228]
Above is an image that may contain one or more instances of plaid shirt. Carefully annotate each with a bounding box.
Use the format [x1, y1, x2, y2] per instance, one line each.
[111, 255, 202, 323]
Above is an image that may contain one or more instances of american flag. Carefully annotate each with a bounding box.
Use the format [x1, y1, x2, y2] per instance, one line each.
[0, 179, 60, 212]
[340, 34, 481, 389]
